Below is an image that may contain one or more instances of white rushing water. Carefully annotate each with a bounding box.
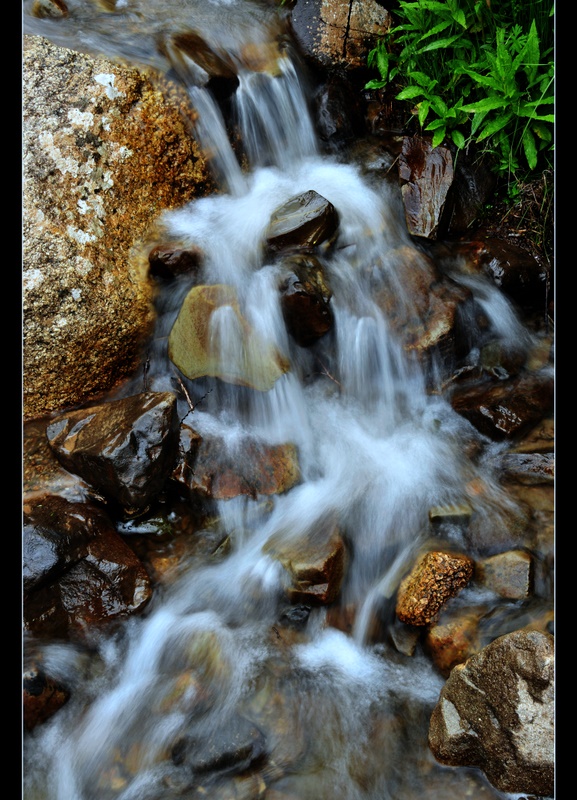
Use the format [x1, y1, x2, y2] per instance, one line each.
[24, 2, 543, 799]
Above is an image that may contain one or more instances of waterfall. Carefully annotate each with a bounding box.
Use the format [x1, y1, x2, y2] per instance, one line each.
[23, 3, 547, 799]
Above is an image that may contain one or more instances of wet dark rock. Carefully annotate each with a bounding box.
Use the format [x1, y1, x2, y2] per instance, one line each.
[278, 604, 312, 629]
[23, 495, 93, 594]
[172, 427, 301, 502]
[441, 238, 549, 314]
[172, 713, 266, 776]
[160, 30, 239, 86]
[396, 550, 475, 627]
[24, 418, 97, 505]
[148, 242, 202, 280]
[399, 135, 454, 240]
[428, 629, 554, 796]
[46, 391, 180, 517]
[279, 253, 334, 346]
[440, 148, 498, 238]
[23, 495, 152, 640]
[23, 662, 70, 731]
[265, 190, 340, 255]
[449, 368, 554, 441]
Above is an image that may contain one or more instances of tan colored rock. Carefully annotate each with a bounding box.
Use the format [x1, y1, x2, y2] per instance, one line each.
[23, 34, 212, 420]
[396, 550, 474, 626]
[263, 522, 346, 605]
[291, 0, 392, 70]
[168, 284, 290, 390]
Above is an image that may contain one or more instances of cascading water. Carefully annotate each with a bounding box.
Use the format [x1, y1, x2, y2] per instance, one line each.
[23, 2, 552, 799]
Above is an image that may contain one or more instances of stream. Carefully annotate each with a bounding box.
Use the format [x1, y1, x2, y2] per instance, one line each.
[23, 1, 553, 799]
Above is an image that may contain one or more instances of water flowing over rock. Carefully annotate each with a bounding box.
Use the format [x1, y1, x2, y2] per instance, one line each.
[428, 629, 555, 797]
[172, 427, 301, 501]
[263, 522, 346, 605]
[168, 284, 290, 390]
[278, 253, 334, 346]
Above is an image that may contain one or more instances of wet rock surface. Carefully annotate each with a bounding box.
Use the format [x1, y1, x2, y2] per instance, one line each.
[23, 495, 152, 640]
[46, 391, 181, 517]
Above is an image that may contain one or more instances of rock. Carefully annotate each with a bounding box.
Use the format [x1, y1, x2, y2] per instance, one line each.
[440, 148, 498, 237]
[23, 418, 97, 505]
[265, 190, 340, 255]
[312, 73, 364, 150]
[424, 611, 480, 677]
[509, 415, 554, 454]
[428, 629, 554, 797]
[290, 0, 392, 71]
[278, 254, 334, 346]
[46, 391, 180, 517]
[395, 551, 474, 626]
[171, 427, 301, 502]
[372, 245, 474, 372]
[475, 550, 532, 600]
[30, 0, 68, 18]
[490, 452, 554, 485]
[172, 713, 266, 775]
[399, 135, 454, 239]
[449, 368, 554, 441]
[263, 522, 347, 605]
[443, 238, 549, 314]
[148, 242, 203, 280]
[23, 34, 212, 420]
[23, 495, 152, 639]
[23, 662, 70, 731]
[168, 284, 290, 390]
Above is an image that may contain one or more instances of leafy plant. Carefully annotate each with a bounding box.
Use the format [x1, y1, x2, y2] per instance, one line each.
[365, 0, 554, 180]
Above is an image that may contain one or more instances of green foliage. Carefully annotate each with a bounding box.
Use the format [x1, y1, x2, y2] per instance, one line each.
[365, 0, 554, 179]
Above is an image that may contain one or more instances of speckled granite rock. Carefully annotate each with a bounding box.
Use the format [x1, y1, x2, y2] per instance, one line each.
[23, 34, 212, 420]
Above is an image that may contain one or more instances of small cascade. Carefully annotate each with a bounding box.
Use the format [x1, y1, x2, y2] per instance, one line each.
[23, 2, 552, 799]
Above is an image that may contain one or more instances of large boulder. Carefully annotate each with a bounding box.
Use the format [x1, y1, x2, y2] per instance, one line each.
[23, 34, 212, 420]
